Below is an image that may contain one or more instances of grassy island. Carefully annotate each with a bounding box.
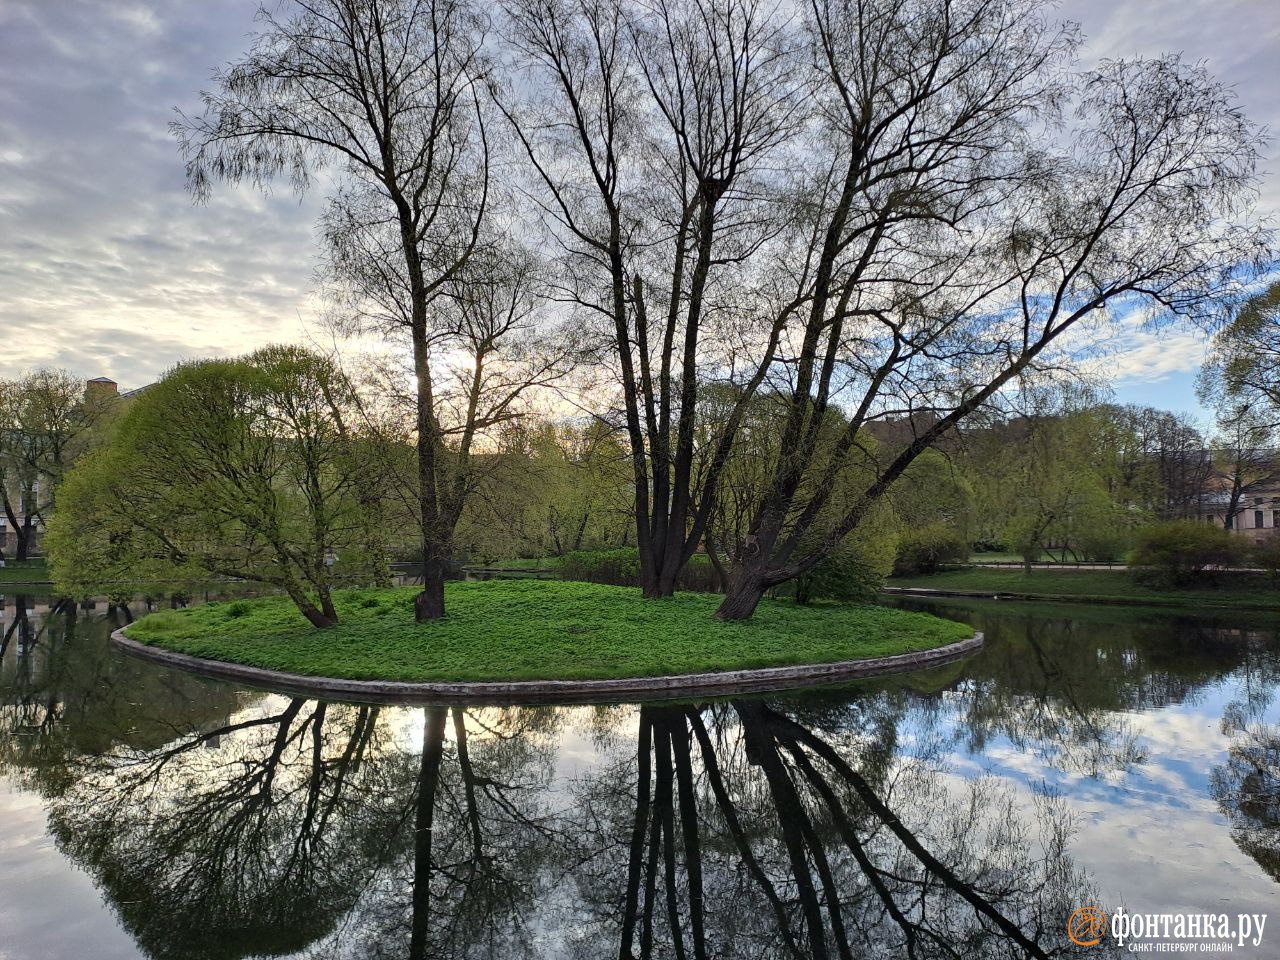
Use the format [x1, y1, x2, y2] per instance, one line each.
[122, 580, 974, 683]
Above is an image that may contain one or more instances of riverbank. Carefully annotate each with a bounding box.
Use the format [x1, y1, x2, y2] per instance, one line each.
[886, 567, 1280, 609]
[121, 580, 975, 684]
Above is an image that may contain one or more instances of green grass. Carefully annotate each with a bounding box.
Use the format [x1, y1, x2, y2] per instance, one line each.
[122, 580, 974, 683]
[888, 567, 1280, 608]
[0, 559, 50, 583]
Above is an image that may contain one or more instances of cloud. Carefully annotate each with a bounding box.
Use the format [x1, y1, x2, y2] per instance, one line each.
[0, 0, 325, 387]
[0, 0, 1276, 395]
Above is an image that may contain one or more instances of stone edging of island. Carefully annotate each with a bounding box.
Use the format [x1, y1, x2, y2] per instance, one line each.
[110, 628, 984, 705]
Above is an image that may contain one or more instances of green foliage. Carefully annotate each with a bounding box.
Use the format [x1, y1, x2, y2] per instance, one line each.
[961, 396, 1150, 564]
[1075, 524, 1133, 564]
[559, 548, 719, 592]
[123, 580, 974, 683]
[791, 511, 898, 604]
[46, 346, 390, 623]
[453, 420, 633, 564]
[1250, 539, 1280, 585]
[894, 523, 970, 575]
[1198, 281, 1280, 431]
[1128, 521, 1248, 587]
[891, 450, 976, 542]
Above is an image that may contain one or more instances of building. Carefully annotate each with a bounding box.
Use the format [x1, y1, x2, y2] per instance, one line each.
[1194, 453, 1280, 545]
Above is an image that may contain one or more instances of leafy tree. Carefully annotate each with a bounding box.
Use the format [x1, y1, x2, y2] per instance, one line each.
[0, 369, 115, 560]
[1199, 281, 1280, 432]
[453, 418, 633, 563]
[893, 523, 971, 576]
[46, 347, 387, 627]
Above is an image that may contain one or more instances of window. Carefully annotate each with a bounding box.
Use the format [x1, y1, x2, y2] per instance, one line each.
[1255, 510, 1265, 529]
[1226, 515, 1233, 529]
[1274, 510, 1280, 528]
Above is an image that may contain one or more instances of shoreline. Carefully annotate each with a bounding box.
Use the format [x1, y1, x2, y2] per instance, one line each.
[110, 627, 984, 706]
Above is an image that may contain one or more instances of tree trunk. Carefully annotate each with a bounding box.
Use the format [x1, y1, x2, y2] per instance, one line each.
[715, 564, 768, 621]
[415, 554, 446, 621]
[299, 602, 337, 629]
[320, 588, 337, 624]
[285, 583, 338, 628]
[410, 707, 448, 960]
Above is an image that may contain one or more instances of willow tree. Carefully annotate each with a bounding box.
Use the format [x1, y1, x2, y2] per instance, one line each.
[1199, 281, 1280, 432]
[47, 348, 382, 628]
[174, 0, 494, 620]
[509, 0, 1267, 616]
[500, 0, 806, 598]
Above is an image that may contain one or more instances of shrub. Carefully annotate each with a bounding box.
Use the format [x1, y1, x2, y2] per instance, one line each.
[1076, 526, 1133, 563]
[893, 524, 970, 575]
[791, 536, 895, 605]
[558, 548, 720, 592]
[1252, 538, 1280, 585]
[1128, 521, 1247, 587]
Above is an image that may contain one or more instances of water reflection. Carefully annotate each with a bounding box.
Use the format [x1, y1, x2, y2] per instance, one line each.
[2, 592, 1278, 958]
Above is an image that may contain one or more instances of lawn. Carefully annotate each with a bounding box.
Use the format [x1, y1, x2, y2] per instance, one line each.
[888, 567, 1280, 608]
[122, 579, 974, 683]
[0, 559, 51, 584]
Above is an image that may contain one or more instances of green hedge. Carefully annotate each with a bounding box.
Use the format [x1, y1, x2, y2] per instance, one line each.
[558, 548, 721, 592]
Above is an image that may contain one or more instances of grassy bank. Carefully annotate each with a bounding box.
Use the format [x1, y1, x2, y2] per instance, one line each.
[122, 580, 974, 683]
[887, 567, 1280, 608]
[0, 560, 50, 584]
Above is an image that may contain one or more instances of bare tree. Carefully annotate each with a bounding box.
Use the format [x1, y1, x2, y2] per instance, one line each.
[500, 0, 805, 597]
[174, 0, 494, 620]
[507, 0, 1267, 618]
[707, 5, 1269, 617]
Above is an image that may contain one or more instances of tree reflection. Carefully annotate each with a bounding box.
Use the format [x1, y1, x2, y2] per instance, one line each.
[574, 701, 1114, 960]
[16, 594, 1278, 957]
[354, 705, 563, 960]
[1212, 644, 1280, 883]
[45, 697, 400, 960]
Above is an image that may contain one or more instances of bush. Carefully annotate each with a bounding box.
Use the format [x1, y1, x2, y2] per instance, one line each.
[1076, 526, 1133, 563]
[1252, 538, 1280, 585]
[1128, 521, 1247, 587]
[893, 524, 970, 575]
[791, 538, 894, 605]
[558, 548, 720, 592]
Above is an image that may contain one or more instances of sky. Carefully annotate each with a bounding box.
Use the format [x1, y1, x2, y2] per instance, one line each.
[0, 0, 1277, 423]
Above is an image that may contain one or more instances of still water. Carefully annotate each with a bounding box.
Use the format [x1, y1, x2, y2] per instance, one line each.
[1, 591, 1277, 959]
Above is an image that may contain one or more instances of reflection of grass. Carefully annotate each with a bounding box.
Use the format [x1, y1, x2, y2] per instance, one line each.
[123, 580, 973, 683]
[888, 568, 1280, 609]
[0, 559, 50, 583]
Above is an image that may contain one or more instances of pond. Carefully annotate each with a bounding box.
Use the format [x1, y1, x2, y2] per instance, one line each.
[1, 591, 1277, 959]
